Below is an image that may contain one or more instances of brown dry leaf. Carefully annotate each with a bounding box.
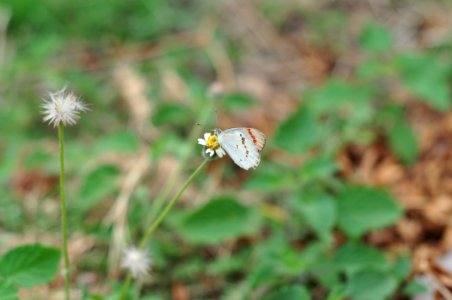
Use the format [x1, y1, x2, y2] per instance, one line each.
[396, 217, 423, 244]
[424, 195, 452, 227]
[172, 281, 190, 300]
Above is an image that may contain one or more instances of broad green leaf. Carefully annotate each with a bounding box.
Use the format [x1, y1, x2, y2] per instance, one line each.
[296, 192, 336, 239]
[346, 269, 398, 300]
[245, 164, 295, 191]
[334, 243, 388, 275]
[397, 54, 451, 111]
[299, 156, 338, 183]
[78, 165, 120, 210]
[264, 285, 310, 300]
[178, 196, 260, 244]
[308, 79, 375, 114]
[0, 280, 18, 300]
[222, 92, 256, 111]
[0, 244, 60, 288]
[388, 117, 419, 165]
[152, 103, 193, 126]
[274, 106, 320, 154]
[359, 22, 393, 53]
[337, 186, 402, 238]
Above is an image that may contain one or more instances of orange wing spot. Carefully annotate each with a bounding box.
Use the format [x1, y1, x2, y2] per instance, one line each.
[247, 128, 258, 144]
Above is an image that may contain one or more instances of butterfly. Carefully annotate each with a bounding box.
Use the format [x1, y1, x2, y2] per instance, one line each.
[199, 128, 266, 170]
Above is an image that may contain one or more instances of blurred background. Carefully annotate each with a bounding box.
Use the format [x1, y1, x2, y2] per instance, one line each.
[0, 0, 452, 299]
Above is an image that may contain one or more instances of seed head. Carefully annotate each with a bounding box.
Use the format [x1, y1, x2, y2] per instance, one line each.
[121, 247, 151, 279]
[42, 88, 87, 127]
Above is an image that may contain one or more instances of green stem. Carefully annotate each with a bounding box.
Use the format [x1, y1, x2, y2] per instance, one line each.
[119, 159, 209, 300]
[58, 124, 71, 300]
[146, 107, 211, 226]
[139, 159, 209, 249]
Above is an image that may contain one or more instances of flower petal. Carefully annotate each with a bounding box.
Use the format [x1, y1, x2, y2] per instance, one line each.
[216, 148, 226, 158]
[204, 132, 210, 140]
[198, 138, 206, 145]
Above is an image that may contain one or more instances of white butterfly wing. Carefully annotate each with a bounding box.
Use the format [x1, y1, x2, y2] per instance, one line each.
[218, 128, 264, 170]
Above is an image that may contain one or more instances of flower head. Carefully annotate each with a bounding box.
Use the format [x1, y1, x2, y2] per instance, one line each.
[42, 88, 87, 127]
[198, 130, 226, 158]
[121, 246, 151, 278]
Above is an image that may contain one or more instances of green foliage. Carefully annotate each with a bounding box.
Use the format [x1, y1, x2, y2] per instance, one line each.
[335, 242, 388, 275]
[264, 285, 310, 300]
[274, 106, 321, 154]
[359, 22, 393, 53]
[389, 118, 419, 164]
[222, 92, 257, 111]
[346, 269, 398, 300]
[177, 196, 260, 244]
[337, 186, 402, 238]
[78, 165, 120, 211]
[0, 244, 60, 288]
[397, 53, 451, 111]
[0, 280, 18, 300]
[1, 1, 450, 298]
[152, 103, 193, 127]
[296, 192, 336, 240]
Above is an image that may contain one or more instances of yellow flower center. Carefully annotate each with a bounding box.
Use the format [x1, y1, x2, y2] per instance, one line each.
[206, 134, 220, 150]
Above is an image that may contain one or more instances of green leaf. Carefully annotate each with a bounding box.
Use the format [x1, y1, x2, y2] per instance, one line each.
[397, 53, 451, 111]
[24, 149, 53, 169]
[248, 262, 279, 288]
[392, 255, 411, 281]
[0, 280, 18, 300]
[222, 92, 256, 111]
[274, 106, 320, 154]
[346, 269, 398, 300]
[296, 192, 336, 239]
[359, 22, 393, 53]
[388, 118, 419, 164]
[0, 244, 60, 288]
[178, 196, 260, 244]
[152, 103, 193, 126]
[403, 280, 429, 296]
[264, 285, 311, 300]
[299, 156, 338, 183]
[95, 131, 139, 153]
[334, 243, 388, 275]
[78, 165, 120, 211]
[308, 79, 375, 114]
[245, 164, 295, 191]
[337, 186, 402, 238]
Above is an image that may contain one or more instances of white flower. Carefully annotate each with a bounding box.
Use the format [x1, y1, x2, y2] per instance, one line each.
[121, 247, 151, 278]
[42, 88, 88, 127]
[198, 131, 226, 158]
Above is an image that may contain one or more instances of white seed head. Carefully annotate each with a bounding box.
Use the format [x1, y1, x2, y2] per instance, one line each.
[121, 247, 151, 279]
[42, 88, 87, 127]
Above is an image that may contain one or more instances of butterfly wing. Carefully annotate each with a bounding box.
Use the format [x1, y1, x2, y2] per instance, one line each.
[244, 128, 266, 152]
[218, 128, 264, 170]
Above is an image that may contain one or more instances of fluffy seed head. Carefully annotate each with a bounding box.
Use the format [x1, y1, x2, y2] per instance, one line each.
[42, 88, 87, 127]
[121, 247, 151, 279]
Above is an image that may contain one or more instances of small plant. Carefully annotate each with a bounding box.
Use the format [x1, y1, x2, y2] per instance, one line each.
[42, 88, 88, 300]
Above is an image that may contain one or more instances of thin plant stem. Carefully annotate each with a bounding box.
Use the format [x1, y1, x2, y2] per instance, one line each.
[119, 159, 209, 300]
[145, 107, 211, 226]
[58, 124, 71, 300]
[140, 159, 209, 248]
